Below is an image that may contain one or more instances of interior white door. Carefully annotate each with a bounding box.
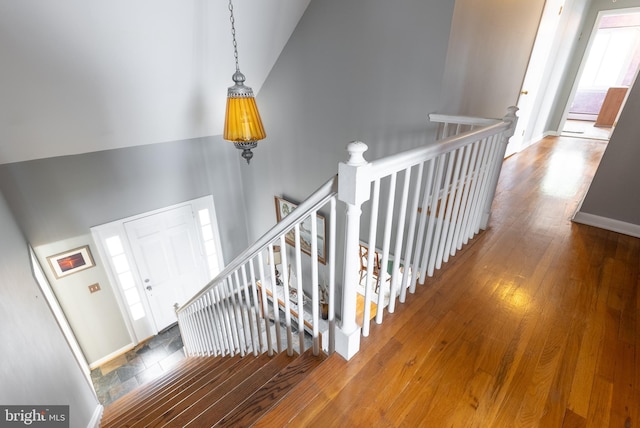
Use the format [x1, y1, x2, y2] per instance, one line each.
[125, 205, 208, 331]
[508, 0, 565, 156]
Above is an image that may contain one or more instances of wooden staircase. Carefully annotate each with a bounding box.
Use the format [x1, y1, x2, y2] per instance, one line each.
[101, 348, 326, 427]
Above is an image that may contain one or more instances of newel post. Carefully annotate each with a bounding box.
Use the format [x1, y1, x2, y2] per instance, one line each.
[336, 141, 371, 360]
[480, 106, 519, 229]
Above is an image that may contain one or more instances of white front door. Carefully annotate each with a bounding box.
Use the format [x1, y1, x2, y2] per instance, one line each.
[125, 205, 208, 331]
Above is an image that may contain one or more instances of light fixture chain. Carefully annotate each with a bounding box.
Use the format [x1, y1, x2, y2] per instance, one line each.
[228, 0, 240, 72]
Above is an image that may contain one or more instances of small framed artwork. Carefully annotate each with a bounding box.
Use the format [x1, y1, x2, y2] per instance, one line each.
[275, 196, 327, 264]
[47, 245, 96, 279]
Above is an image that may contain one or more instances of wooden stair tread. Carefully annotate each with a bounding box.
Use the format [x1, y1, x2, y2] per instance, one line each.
[215, 348, 327, 427]
[174, 351, 295, 427]
[141, 352, 281, 427]
[102, 353, 258, 427]
[103, 355, 215, 419]
[101, 347, 328, 428]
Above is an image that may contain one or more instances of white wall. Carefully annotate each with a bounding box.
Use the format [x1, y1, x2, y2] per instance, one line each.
[0, 192, 99, 427]
[441, 0, 546, 118]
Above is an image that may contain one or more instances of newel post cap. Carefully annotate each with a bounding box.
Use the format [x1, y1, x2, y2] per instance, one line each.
[346, 141, 368, 166]
[504, 106, 519, 123]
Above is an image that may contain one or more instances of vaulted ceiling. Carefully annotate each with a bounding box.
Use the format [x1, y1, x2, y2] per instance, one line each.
[0, 0, 311, 164]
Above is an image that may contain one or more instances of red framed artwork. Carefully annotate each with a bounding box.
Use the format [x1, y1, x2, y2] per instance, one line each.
[47, 245, 95, 279]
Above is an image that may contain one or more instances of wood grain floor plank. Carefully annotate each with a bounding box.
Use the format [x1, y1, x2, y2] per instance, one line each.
[587, 376, 613, 428]
[563, 408, 587, 428]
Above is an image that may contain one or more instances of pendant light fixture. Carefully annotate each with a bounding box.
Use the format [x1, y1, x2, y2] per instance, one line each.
[223, 0, 266, 164]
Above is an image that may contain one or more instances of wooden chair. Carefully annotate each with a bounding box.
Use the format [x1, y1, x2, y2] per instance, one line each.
[359, 244, 382, 292]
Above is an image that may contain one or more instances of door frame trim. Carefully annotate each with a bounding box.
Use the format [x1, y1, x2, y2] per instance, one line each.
[559, 6, 640, 134]
[90, 196, 224, 345]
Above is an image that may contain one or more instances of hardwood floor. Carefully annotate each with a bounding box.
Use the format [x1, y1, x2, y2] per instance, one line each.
[256, 136, 640, 427]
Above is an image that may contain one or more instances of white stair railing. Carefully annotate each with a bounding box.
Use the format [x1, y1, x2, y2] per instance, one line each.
[176, 107, 517, 361]
[339, 107, 517, 350]
[176, 177, 338, 358]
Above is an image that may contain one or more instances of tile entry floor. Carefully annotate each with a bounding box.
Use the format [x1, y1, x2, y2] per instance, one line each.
[92, 313, 316, 407]
[91, 324, 185, 407]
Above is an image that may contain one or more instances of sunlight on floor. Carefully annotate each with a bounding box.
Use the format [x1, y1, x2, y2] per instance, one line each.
[541, 146, 586, 198]
[561, 119, 612, 140]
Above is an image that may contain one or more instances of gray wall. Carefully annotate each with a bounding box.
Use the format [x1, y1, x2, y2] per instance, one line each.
[33, 235, 131, 365]
[0, 135, 248, 255]
[0, 135, 250, 363]
[240, 0, 457, 243]
[579, 72, 640, 224]
[441, 0, 546, 118]
[0, 191, 98, 427]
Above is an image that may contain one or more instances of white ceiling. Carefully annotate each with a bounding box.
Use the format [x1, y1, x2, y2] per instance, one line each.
[0, 0, 310, 164]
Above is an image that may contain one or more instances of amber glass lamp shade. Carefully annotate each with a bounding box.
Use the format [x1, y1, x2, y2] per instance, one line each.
[223, 70, 266, 164]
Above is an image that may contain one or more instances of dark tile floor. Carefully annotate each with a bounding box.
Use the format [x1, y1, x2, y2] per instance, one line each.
[91, 324, 185, 407]
[92, 316, 315, 407]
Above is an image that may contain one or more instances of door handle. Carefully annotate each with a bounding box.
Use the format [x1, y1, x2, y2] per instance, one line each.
[520, 90, 529, 95]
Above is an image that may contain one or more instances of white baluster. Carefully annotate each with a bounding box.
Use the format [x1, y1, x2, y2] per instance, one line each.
[376, 172, 396, 322]
[279, 235, 293, 356]
[248, 258, 264, 354]
[293, 224, 304, 353]
[232, 270, 249, 356]
[240, 264, 258, 356]
[310, 210, 320, 356]
[328, 197, 337, 355]
[400, 161, 424, 302]
[434, 151, 457, 271]
[257, 252, 273, 356]
[458, 141, 481, 249]
[267, 244, 282, 352]
[468, 139, 490, 238]
[364, 179, 380, 334]
[389, 167, 411, 313]
[414, 159, 435, 288]
[422, 154, 446, 278]
[445, 146, 471, 261]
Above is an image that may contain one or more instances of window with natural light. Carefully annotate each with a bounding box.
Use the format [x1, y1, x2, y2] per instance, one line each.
[198, 209, 221, 279]
[105, 235, 146, 321]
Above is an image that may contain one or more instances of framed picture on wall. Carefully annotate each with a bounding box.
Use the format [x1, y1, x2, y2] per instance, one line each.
[274, 196, 326, 264]
[47, 245, 96, 279]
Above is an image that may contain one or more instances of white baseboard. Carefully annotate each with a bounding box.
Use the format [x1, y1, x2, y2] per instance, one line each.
[89, 343, 134, 369]
[572, 211, 640, 238]
[88, 404, 103, 428]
